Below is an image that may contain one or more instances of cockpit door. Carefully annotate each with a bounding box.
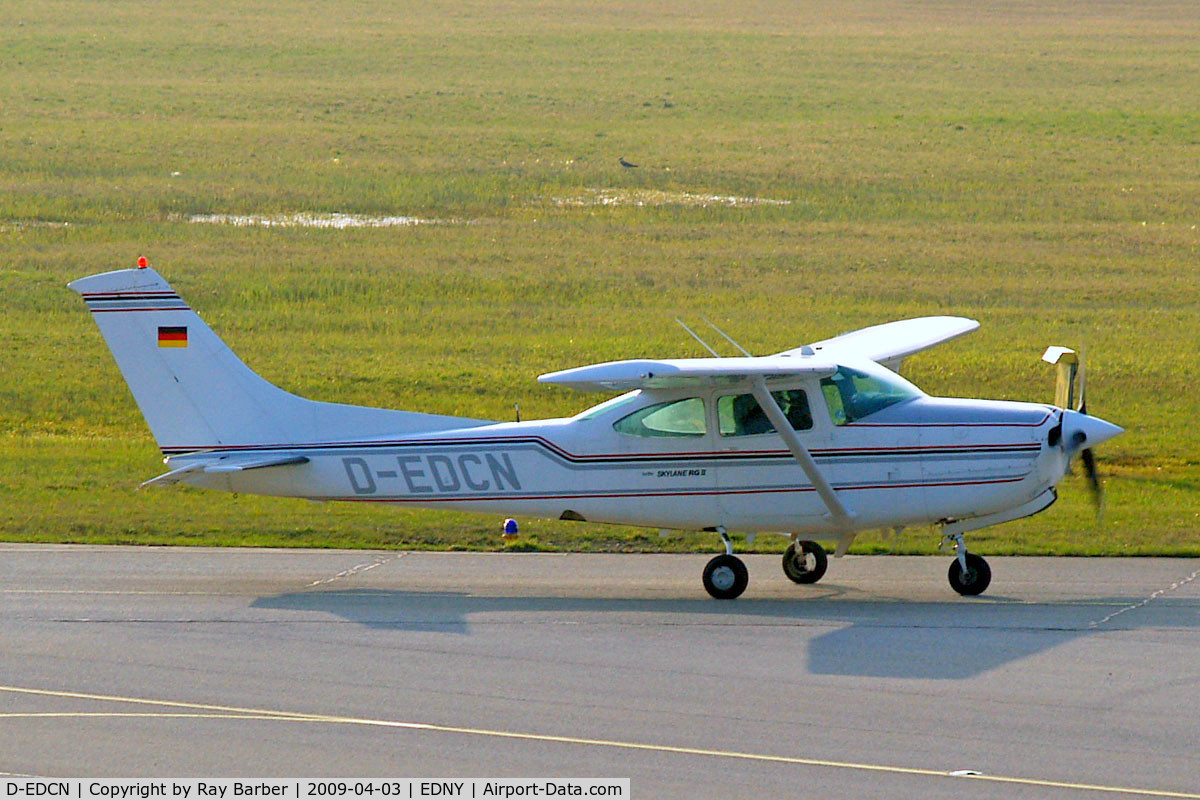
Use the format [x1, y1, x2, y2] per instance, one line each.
[601, 393, 718, 529]
[713, 383, 832, 530]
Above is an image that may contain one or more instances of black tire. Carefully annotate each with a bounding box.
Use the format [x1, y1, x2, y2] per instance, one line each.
[703, 554, 749, 600]
[948, 553, 991, 596]
[782, 540, 828, 584]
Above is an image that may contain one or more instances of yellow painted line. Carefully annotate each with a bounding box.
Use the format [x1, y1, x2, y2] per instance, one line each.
[0, 686, 326, 721]
[1, 685, 1196, 799]
[0, 590, 237, 596]
[0, 712, 302, 721]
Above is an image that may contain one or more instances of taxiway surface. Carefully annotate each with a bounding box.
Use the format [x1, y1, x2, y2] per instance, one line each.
[2, 545, 1198, 798]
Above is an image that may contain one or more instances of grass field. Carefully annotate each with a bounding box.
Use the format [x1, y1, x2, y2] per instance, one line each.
[2, 0, 1198, 555]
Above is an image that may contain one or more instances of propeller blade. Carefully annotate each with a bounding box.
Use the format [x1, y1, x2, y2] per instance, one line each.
[1046, 349, 1118, 520]
[1076, 350, 1087, 414]
[1073, 351, 1103, 516]
[1079, 446, 1103, 516]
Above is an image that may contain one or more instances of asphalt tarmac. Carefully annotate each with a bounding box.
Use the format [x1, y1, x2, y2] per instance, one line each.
[2, 544, 1198, 798]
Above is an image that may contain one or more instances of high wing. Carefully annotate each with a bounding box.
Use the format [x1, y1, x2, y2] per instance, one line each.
[778, 316, 979, 370]
[541, 317, 976, 391]
[538, 355, 837, 392]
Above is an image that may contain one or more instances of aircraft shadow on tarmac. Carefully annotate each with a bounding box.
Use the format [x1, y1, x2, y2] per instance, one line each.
[251, 586, 1195, 681]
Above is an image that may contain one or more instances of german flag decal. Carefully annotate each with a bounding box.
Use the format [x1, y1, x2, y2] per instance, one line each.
[157, 326, 188, 348]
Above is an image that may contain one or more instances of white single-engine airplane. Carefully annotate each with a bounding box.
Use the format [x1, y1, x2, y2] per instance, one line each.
[71, 262, 1123, 599]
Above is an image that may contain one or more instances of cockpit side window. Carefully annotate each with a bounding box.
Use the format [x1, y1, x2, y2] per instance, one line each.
[820, 366, 919, 425]
[613, 397, 707, 437]
[717, 389, 812, 436]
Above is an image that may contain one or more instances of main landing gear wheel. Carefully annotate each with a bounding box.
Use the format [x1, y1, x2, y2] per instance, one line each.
[948, 553, 991, 596]
[703, 554, 749, 600]
[782, 540, 828, 584]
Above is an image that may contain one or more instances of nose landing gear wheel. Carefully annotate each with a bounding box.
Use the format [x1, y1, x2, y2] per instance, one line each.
[948, 553, 991, 596]
[703, 554, 749, 599]
[782, 540, 828, 584]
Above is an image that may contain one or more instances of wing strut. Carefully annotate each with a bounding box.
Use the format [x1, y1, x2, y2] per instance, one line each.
[749, 377, 856, 537]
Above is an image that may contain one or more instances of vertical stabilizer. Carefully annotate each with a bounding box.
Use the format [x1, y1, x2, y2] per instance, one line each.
[70, 267, 489, 453]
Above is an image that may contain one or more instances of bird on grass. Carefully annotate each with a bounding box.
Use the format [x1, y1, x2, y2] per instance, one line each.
[619, 157, 638, 168]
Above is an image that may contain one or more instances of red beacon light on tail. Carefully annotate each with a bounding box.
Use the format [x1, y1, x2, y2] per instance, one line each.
[137, 256, 148, 269]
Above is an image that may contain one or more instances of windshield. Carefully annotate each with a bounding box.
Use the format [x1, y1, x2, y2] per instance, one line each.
[821, 365, 920, 425]
[573, 391, 640, 421]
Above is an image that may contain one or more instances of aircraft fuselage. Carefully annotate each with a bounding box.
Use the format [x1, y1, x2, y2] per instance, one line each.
[173, 389, 1068, 536]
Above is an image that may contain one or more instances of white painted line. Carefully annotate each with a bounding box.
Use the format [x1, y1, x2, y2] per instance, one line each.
[1, 685, 1196, 798]
[1089, 567, 1200, 628]
[308, 554, 403, 587]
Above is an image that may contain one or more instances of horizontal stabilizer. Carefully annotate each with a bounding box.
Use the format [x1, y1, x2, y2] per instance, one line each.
[202, 454, 310, 473]
[140, 462, 206, 488]
[141, 454, 309, 488]
[538, 356, 837, 392]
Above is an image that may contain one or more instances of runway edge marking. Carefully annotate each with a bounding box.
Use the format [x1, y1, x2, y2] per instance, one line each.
[1, 685, 1196, 799]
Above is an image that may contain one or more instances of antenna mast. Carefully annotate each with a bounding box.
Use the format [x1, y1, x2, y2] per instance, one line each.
[674, 318, 722, 357]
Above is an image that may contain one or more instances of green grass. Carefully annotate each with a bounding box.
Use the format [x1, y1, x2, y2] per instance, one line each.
[2, 0, 1198, 555]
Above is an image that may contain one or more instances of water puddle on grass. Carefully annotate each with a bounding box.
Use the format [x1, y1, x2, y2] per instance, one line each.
[551, 188, 791, 209]
[0, 220, 73, 231]
[187, 212, 459, 228]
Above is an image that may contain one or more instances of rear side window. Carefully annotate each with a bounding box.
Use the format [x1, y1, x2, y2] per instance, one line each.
[613, 398, 707, 437]
[718, 390, 812, 436]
